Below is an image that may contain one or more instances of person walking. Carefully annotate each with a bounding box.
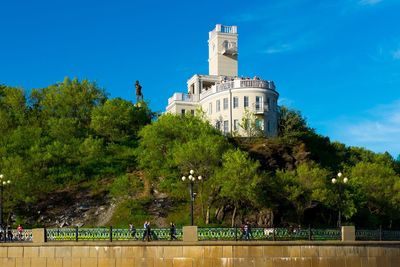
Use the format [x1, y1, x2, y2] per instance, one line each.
[129, 223, 137, 240]
[244, 222, 250, 240]
[170, 222, 177, 241]
[6, 225, 13, 241]
[245, 221, 253, 240]
[146, 222, 151, 242]
[17, 224, 23, 241]
[142, 221, 148, 241]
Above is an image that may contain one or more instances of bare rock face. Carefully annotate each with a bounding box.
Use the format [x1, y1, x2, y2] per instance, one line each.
[18, 184, 111, 228]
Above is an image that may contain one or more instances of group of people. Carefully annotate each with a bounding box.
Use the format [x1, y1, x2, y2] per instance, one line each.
[0, 224, 24, 242]
[128, 222, 177, 241]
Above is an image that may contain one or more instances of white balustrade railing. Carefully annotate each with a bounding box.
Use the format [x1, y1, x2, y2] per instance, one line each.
[168, 93, 199, 104]
[216, 81, 234, 92]
[200, 88, 214, 99]
[169, 79, 276, 104]
[240, 80, 274, 89]
[221, 25, 237, 34]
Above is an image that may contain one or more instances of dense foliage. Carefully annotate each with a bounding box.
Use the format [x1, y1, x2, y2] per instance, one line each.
[136, 106, 400, 228]
[0, 79, 154, 225]
[1, 80, 399, 229]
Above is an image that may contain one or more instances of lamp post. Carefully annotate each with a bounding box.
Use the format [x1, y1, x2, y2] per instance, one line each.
[331, 172, 348, 228]
[182, 170, 202, 226]
[0, 174, 11, 240]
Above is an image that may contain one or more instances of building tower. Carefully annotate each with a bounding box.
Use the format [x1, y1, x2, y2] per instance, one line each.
[208, 24, 238, 77]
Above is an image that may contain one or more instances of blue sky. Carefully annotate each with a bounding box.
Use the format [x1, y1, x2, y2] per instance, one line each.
[1, 0, 400, 157]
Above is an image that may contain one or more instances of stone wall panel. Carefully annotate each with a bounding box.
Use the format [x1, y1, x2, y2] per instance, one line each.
[0, 242, 400, 267]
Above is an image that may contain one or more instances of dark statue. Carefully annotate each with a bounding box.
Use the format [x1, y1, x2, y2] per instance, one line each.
[135, 80, 143, 102]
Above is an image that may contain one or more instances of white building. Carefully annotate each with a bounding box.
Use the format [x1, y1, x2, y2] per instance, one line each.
[166, 24, 279, 137]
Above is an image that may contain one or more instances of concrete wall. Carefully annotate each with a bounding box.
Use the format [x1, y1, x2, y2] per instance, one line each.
[1, 241, 400, 267]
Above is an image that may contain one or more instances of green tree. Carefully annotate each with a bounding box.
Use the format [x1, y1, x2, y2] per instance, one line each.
[136, 114, 222, 181]
[278, 106, 310, 138]
[275, 163, 333, 224]
[350, 162, 400, 222]
[239, 109, 263, 138]
[91, 98, 137, 143]
[213, 149, 261, 226]
[173, 134, 231, 223]
[30, 77, 106, 136]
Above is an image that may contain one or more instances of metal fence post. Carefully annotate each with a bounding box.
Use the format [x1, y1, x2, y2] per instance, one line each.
[44, 227, 47, 242]
[75, 227, 78, 242]
[273, 226, 276, 241]
[379, 225, 382, 241]
[235, 225, 237, 241]
[110, 226, 113, 242]
[308, 225, 312, 241]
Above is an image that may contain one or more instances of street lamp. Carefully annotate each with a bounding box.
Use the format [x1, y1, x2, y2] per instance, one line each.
[0, 174, 11, 240]
[331, 172, 348, 228]
[181, 169, 202, 226]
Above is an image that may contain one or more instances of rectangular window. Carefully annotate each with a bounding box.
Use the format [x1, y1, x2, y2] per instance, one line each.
[244, 96, 249, 108]
[191, 110, 195, 116]
[267, 120, 270, 132]
[234, 119, 239, 131]
[223, 120, 229, 133]
[233, 97, 239, 108]
[215, 121, 221, 130]
[216, 100, 220, 112]
[209, 103, 212, 114]
[223, 98, 228, 110]
[267, 97, 270, 111]
[255, 96, 262, 111]
[181, 109, 185, 116]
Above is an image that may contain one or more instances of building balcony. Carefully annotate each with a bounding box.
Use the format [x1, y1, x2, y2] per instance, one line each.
[168, 92, 199, 105]
[199, 78, 276, 101]
[252, 104, 269, 114]
[168, 78, 277, 109]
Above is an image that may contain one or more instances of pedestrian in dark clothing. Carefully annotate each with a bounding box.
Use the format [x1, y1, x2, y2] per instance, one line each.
[244, 222, 250, 240]
[142, 221, 148, 241]
[170, 222, 177, 241]
[146, 222, 151, 241]
[7, 226, 13, 241]
[247, 222, 253, 240]
[129, 223, 137, 240]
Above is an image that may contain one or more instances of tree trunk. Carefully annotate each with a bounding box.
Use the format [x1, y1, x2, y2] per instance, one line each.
[206, 205, 210, 225]
[231, 205, 237, 227]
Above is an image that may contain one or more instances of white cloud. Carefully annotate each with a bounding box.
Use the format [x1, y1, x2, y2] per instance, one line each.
[330, 100, 400, 157]
[358, 0, 383, 5]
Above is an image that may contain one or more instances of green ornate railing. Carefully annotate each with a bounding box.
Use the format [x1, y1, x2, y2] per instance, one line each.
[198, 227, 341, 241]
[46, 228, 183, 241]
[42, 227, 400, 242]
[356, 229, 400, 241]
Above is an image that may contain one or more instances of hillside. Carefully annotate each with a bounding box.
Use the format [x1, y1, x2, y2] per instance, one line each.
[1, 80, 400, 229]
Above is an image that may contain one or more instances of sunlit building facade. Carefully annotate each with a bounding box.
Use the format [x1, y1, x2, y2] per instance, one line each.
[166, 24, 279, 137]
